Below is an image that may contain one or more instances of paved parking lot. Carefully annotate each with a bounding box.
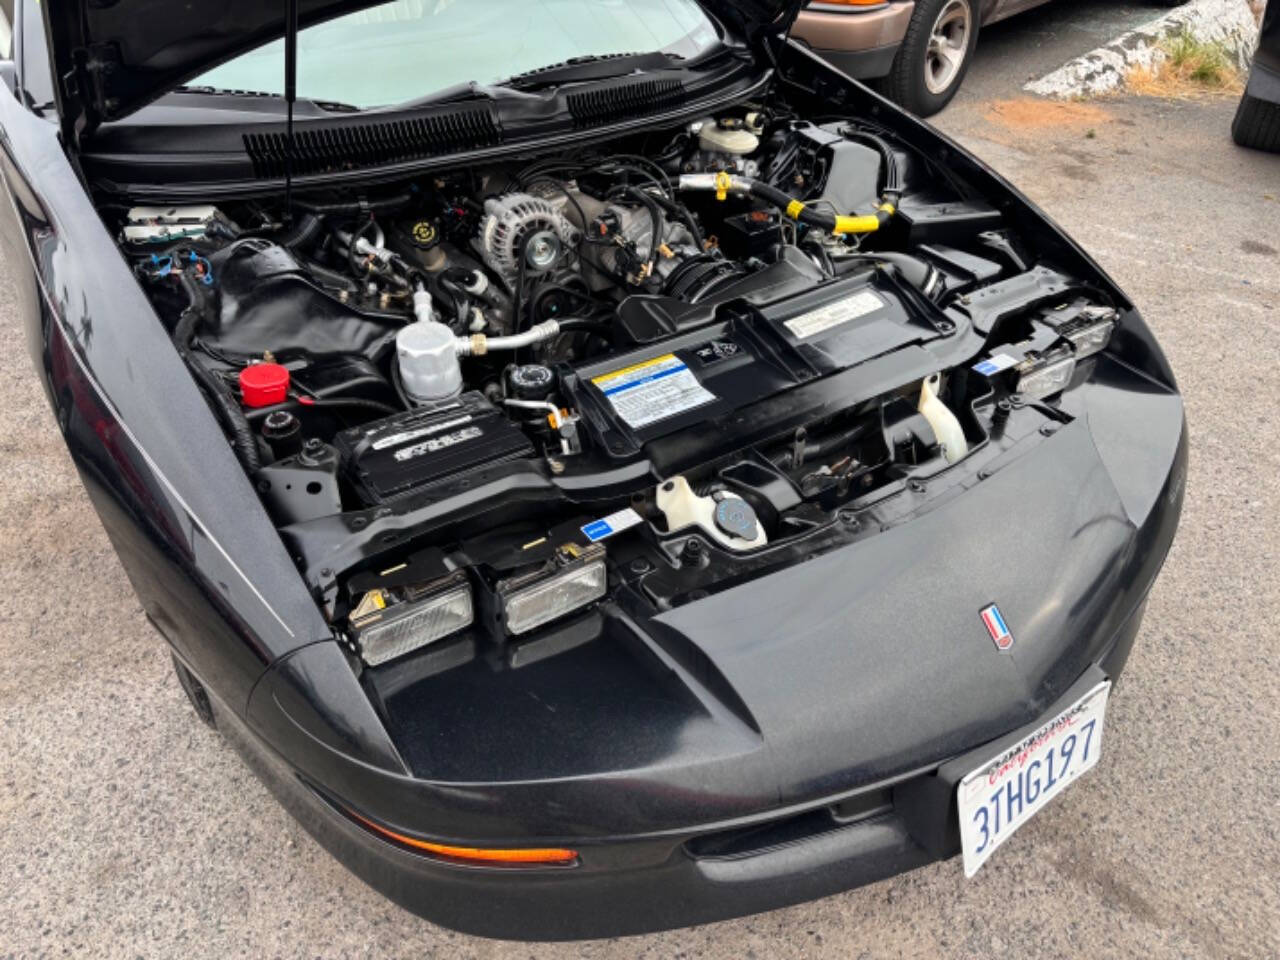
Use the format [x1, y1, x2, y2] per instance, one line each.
[2, 3, 1278, 957]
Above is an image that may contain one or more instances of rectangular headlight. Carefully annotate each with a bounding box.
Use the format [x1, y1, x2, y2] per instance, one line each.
[1015, 348, 1076, 400]
[498, 544, 608, 636]
[351, 574, 474, 666]
[1040, 303, 1117, 360]
[1060, 308, 1116, 359]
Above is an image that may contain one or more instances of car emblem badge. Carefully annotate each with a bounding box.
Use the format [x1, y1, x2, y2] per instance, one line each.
[980, 604, 1014, 651]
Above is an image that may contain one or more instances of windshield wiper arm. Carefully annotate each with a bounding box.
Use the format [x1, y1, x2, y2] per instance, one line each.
[381, 81, 542, 112]
[499, 52, 681, 91]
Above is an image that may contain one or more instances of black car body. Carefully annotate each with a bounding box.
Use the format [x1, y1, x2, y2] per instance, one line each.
[0, 0, 1185, 939]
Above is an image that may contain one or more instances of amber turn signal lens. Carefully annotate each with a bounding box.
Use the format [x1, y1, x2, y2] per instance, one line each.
[816, 0, 886, 5]
[349, 811, 579, 866]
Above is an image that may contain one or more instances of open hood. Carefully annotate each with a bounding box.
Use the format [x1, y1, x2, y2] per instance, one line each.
[42, 0, 385, 146]
[696, 0, 805, 46]
[43, 0, 802, 147]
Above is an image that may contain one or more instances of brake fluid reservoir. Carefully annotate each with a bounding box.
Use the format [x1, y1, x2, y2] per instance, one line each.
[918, 373, 968, 464]
[699, 120, 760, 156]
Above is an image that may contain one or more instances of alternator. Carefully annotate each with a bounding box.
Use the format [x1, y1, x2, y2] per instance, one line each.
[476, 193, 578, 281]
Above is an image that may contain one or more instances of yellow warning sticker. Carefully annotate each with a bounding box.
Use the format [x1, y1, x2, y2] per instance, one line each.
[592, 354, 715, 430]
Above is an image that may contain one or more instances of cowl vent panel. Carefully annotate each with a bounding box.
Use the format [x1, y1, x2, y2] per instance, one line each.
[567, 79, 687, 128]
[243, 107, 502, 178]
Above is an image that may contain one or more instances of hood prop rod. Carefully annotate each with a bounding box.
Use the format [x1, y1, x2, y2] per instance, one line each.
[283, 0, 299, 223]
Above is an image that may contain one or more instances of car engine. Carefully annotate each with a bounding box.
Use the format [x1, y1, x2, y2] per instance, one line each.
[117, 107, 1121, 663]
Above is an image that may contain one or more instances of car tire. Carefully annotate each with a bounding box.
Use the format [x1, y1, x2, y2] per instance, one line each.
[880, 0, 979, 117]
[171, 654, 217, 729]
[1232, 91, 1280, 153]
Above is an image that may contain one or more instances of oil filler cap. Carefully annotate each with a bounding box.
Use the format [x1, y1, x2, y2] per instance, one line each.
[713, 497, 759, 542]
[239, 362, 290, 408]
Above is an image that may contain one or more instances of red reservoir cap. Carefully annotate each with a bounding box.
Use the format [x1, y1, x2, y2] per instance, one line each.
[239, 363, 290, 408]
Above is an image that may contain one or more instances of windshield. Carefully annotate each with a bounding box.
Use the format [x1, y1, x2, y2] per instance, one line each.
[189, 0, 721, 109]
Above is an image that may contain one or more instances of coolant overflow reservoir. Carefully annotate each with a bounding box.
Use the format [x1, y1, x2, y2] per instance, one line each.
[918, 373, 968, 464]
[656, 476, 768, 552]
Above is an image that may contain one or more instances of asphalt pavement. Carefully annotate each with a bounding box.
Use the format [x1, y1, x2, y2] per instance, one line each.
[2, 3, 1278, 957]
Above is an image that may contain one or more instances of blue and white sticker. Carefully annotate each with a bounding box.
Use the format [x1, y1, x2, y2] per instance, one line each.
[592, 354, 715, 429]
[582, 508, 644, 543]
[972, 353, 1019, 377]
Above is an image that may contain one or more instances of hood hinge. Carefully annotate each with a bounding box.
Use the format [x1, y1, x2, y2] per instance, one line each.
[60, 43, 122, 150]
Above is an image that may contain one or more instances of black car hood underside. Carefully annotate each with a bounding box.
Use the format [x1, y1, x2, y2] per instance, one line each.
[42, 0, 802, 144]
[43, 0, 382, 142]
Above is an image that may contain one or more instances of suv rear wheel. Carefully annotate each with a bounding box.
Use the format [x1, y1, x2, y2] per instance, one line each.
[880, 0, 979, 117]
[1232, 90, 1280, 153]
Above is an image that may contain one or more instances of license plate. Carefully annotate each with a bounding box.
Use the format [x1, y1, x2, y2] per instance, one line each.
[958, 680, 1111, 877]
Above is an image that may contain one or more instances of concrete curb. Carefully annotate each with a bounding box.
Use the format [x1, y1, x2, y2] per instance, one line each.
[1023, 0, 1260, 99]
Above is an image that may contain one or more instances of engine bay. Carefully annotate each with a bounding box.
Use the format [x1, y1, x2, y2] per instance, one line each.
[115, 103, 1122, 667]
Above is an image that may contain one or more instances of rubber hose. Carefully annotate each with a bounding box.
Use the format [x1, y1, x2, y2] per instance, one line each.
[296, 255, 358, 292]
[620, 186, 664, 262]
[296, 193, 412, 215]
[840, 130, 903, 195]
[649, 192, 705, 250]
[244, 397, 401, 421]
[832, 251, 942, 300]
[275, 212, 324, 251]
[173, 271, 262, 472]
[679, 173, 897, 236]
[431, 270, 472, 329]
[749, 180, 898, 235]
[804, 422, 872, 460]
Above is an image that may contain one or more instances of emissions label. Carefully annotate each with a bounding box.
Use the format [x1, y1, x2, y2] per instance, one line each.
[592, 354, 715, 430]
[784, 290, 885, 339]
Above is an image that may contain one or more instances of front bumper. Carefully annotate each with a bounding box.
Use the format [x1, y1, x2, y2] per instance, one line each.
[224, 605, 1148, 940]
[791, 2, 915, 79]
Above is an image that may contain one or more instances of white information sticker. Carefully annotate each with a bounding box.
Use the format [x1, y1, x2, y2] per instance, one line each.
[784, 290, 886, 339]
[582, 508, 645, 543]
[972, 354, 1020, 377]
[592, 354, 716, 430]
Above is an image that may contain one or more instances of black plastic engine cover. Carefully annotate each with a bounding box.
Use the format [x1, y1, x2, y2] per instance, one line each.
[569, 268, 939, 461]
[615, 247, 827, 346]
[205, 242, 401, 359]
[335, 393, 534, 505]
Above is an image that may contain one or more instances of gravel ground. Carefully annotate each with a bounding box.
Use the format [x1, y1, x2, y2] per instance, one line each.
[2, 6, 1279, 958]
